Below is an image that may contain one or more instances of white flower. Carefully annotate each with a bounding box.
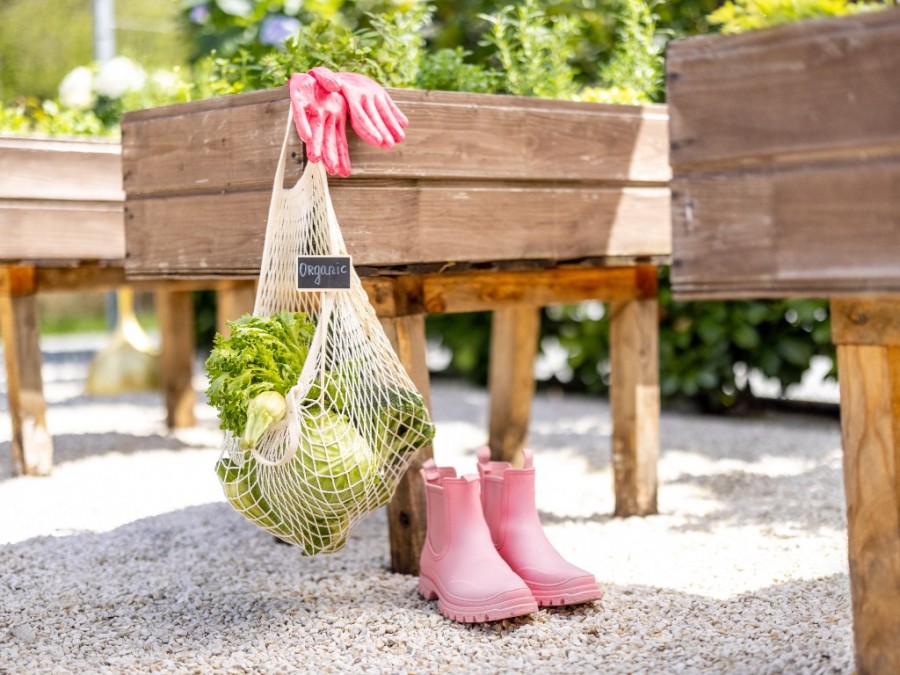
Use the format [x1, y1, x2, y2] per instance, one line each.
[94, 56, 147, 99]
[58, 66, 95, 110]
[150, 69, 179, 91]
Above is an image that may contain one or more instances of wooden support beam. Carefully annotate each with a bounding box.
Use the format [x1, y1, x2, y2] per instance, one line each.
[216, 280, 257, 337]
[488, 306, 541, 466]
[609, 292, 660, 517]
[364, 265, 658, 317]
[380, 313, 433, 576]
[155, 289, 196, 429]
[831, 297, 900, 674]
[0, 266, 53, 475]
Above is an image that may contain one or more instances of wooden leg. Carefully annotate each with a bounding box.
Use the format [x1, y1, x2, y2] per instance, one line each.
[155, 289, 196, 429]
[609, 295, 659, 516]
[216, 280, 257, 337]
[830, 297, 900, 673]
[834, 344, 900, 673]
[381, 313, 433, 575]
[0, 266, 53, 476]
[488, 306, 540, 466]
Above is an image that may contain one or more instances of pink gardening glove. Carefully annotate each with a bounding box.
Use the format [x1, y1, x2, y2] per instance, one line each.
[288, 72, 351, 177]
[309, 66, 409, 150]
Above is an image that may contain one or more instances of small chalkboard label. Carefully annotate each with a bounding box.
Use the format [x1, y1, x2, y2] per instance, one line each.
[297, 255, 352, 290]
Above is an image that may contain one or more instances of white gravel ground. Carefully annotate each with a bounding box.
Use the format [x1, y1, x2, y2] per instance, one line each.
[0, 338, 853, 673]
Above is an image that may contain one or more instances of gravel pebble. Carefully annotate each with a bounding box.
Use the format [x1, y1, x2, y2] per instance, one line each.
[0, 351, 853, 673]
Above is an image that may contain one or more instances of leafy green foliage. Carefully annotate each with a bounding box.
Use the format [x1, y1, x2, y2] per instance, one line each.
[480, 0, 581, 98]
[709, 0, 890, 34]
[205, 311, 316, 436]
[579, 0, 664, 104]
[430, 269, 835, 411]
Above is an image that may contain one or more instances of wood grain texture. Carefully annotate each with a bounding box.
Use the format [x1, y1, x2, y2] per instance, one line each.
[364, 265, 654, 317]
[836, 341, 900, 675]
[0, 136, 124, 262]
[670, 158, 900, 297]
[121, 88, 670, 277]
[0, 136, 122, 201]
[155, 289, 196, 429]
[668, 7, 900, 170]
[124, 182, 670, 277]
[667, 8, 900, 299]
[215, 280, 257, 337]
[0, 266, 53, 476]
[609, 295, 659, 516]
[123, 88, 669, 194]
[832, 296, 900, 346]
[380, 313, 433, 576]
[488, 307, 541, 466]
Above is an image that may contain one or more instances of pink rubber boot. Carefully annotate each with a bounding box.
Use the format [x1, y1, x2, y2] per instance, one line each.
[418, 460, 538, 623]
[476, 447, 602, 607]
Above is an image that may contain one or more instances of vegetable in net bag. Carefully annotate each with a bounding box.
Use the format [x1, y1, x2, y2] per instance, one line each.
[207, 111, 435, 554]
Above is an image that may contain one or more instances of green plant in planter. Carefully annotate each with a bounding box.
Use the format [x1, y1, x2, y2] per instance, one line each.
[709, 0, 890, 33]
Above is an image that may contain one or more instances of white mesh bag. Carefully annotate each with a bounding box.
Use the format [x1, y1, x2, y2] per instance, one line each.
[213, 112, 434, 555]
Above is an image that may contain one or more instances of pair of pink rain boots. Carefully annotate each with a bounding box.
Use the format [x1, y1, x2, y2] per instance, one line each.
[418, 447, 602, 623]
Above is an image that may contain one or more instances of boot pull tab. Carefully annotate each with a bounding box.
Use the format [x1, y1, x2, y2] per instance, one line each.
[421, 459, 441, 484]
[476, 446, 491, 467]
[522, 448, 534, 469]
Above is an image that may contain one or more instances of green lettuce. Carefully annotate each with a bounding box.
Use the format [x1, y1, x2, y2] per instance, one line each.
[205, 312, 315, 437]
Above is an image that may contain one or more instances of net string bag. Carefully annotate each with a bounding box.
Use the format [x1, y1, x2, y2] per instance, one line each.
[216, 110, 435, 555]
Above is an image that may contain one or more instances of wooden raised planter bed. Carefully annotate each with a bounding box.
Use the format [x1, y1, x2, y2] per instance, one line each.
[0, 136, 254, 475]
[122, 87, 671, 573]
[667, 8, 900, 672]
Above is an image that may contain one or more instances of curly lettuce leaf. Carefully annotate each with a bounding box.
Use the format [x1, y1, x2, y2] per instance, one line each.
[205, 311, 315, 436]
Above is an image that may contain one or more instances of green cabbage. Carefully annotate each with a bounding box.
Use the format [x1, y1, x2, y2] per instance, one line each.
[293, 409, 375, 519]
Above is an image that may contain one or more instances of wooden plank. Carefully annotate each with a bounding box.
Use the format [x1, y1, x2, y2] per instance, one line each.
[380, 313, 433, 576]
[122, 88, 669, 195]
[609, 292, 659, 516]
[124, 184, 671, 277]
[832, 296, 900, 346]
[667, 7, 900, 171]
[836, 340, 900, 675]
[365, 265, 655, 317]
[0, 201, 124, 261]
[488, 307, 540, 466]
[0, 266, 53, 475]
[215, 280, 257, 337]
[670, 158, 900, 298]
[155, 289, 196, 428]
[0, 136, 123, 202]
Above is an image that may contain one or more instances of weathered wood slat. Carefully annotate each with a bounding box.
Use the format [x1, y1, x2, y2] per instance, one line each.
[124, 183, 670, 277]
[122, 87, 670, 278]
[365, 265, 654, 317]
[0, 136, 124, 262]
[0, 201, 125, 261]
[670, 157, 900, 298]
[0, 136, 123, 201]
[667, 8, 900, 300]
[123, 87, 669, 195]
[667, 7, 900, 170]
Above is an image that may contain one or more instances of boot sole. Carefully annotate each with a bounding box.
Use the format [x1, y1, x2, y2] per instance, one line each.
[530, 581, 603, 608]
[418, 575, 538, 623]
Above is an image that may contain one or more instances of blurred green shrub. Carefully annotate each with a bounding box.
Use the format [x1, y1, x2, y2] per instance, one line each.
[428, 269, 835, 411]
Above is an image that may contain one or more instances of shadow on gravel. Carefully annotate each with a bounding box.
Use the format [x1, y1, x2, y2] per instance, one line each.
[0, 432, 212, 482]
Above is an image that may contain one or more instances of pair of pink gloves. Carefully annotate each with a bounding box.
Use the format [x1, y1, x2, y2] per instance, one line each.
[289, 67, 409, 177]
